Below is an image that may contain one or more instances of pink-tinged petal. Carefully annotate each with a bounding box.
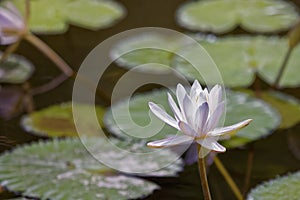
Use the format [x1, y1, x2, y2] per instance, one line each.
[183, 94, 194, 125]
[195, 102, 209, 134]
[208, 85, 222, 112]
[147, 135, 193, 148]
[148, 102, 179, 129]
[190, 80, 202, 97]
[176, 84, 187, 118]
[0, 8, 23, 29]
[209, 119, 252, 137]
[167, 93, 182, 121]
[204, 101, 225, 133]
[5, 3, 23, 20]
[179, 121, 197, 137]
[197, 138, 226, 152]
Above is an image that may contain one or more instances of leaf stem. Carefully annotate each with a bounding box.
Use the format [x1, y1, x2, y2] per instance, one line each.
[24, 33, 74, 77]
[273, 47, 293, 88]
[243, 144, 254, 197]
[25, 0, 30, 27]
[197, 144, 212, 200]
[214, 156, 243, 200]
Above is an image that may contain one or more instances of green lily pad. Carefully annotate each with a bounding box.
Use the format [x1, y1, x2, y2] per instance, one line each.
[0, 53, 34, 84]
[247, 171, 300, 200]
[172, 36, 300, 88]
[242, 90, 300, 129]
[21, 102, 105, 137]
[176, 0, 299, 33]
[0, 138, 181, 199]
[9, 0, 126, 34]
[111, 33, 188, 72]
[104, 89, 280, 149]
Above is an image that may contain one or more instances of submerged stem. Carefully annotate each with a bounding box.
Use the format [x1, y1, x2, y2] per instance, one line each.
[243, 144, 254, 197]
[214, 156, 243, 200]
[0, 39, 21, 62]
[24, 33, 74, 76]
[273, 47, 293, 88]
[197, 144, 212, 200]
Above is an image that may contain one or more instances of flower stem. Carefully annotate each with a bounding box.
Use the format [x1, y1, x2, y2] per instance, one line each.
[197, 145, 212, 200]
[24, 33, 74, 77]
[214, 156, 243, 200]
[273, 47, 292, 88]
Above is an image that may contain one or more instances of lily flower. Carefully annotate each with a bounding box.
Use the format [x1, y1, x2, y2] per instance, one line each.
[147, 80, 252, 156]
[0, 3, 25, 45]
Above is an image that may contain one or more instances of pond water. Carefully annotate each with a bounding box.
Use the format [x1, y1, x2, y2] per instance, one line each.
[1, 0, 300, 199]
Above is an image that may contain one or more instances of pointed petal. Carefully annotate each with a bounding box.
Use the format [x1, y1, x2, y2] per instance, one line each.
[205, 101, 225, 133]
[197, 138, 226, 152]
[209, 85, 222, 112]
[195, 102, 209, 134]
[176, 84, 187, 118]
[147, 135, 193, 148]
[148, 102, 179, 129]
[209, 119, 252, 137]
[190, 80, 202, 97]
[179, 121, 197, 137]
[183, 94, 195, 125]
[167, 93, 182, 121]
[5, 3, 23, 19]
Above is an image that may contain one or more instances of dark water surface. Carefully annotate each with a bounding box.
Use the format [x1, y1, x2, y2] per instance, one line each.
[1, 0, 300, 199]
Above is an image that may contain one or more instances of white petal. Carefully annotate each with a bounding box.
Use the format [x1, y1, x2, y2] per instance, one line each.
[197, 137, 226, 152]
[204, 101, 225, 133]
[179, 121, 197, 137]
[5, 3, 23, 20]
[176, 84, 187, 120]
[195, 102, 209, 134]
[183, 94, 195, 125]
[209, 119, 252, 137]
[148, 102, 179, 129]
[209, 85, 222, 112]
[167, 93, 182, 121]
[147, 135, 193, 148]
[190, 80, 202, 97]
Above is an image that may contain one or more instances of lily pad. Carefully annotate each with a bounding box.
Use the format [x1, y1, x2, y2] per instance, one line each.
[176, 0, 299, 33]
[0, 53, 34, 84]
[172, 36, 300, 88]
[247, 171, 300, 200]
[243, 90, 300, 129]
[21, 102, 105, 137]
[110, 33, 188, 73]
[104, 89, 280, 149]
[0, 138, 179, 200]
[9, 0, 126, 34]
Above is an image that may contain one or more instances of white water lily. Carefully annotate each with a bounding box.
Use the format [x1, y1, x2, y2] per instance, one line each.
[0, 3, 25, 45]
[147, 80, 252, 155]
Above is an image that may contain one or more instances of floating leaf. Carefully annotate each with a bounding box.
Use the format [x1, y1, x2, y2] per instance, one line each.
[104, 89, 280, 148]
[0, 53, 34, 84]
[110, 33, 188, 72]
[9, 0, 126, 34]
[247, 171, 300, 200]
[0, 138, 183, 199]
[176, 0, 299, 33]
[172, 36, 300, 88]
[243, 90, 300, 129]
[21, 102, 105, 137]
[289, 21, 300, 49]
